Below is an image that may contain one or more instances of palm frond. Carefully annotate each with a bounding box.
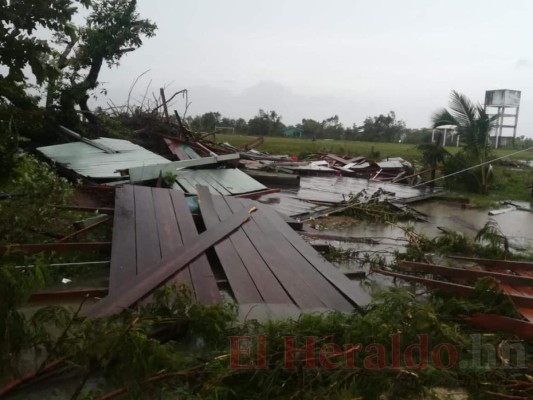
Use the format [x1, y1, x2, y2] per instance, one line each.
[431, 108, 457, 128]
[448, 90, 478, 128]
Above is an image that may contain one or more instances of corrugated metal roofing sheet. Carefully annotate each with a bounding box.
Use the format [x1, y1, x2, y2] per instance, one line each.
[37, 138, 170, 179]
[173, 168, 266, 195]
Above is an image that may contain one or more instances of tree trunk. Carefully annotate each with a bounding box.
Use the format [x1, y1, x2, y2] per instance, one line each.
[59, 58, 103, 131]
[46, 38, 77, 109]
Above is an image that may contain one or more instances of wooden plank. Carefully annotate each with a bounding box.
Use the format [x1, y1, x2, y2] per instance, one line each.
[134, 186, 161, 275]
[500, 283, 523, 296]
[152, 188, 192, 286]
[325, 154, 349, 165]
[73, 214, 110, 229]
[515, 269, 533, 278]
[234, 188, 281, 199]
[514, 287, 533, 298]
[224, 197, 324, 309]
[109, 186, 136, 293]
[448, 256, 533, 271]
[58, 216, 111, 243]
[513, 271, 533, 305]
[346, 156, 365, 163]
[196, 186, 263, 304]
[398, 261, 533, 286]
[239, 199, 354, 311]
[212, 195, 293, 304]
[0, 242, 111, 256]
[376, 269, 533, 309]
[83, 206, 254, 318]
[501, 283, 533, 299]
[248, 201, 371, 308]
[30, 288, 108, 302]
[55, 206, 114, 214]
[463, 314, 533, 340]
[518, 308, 533, 323]
[169, 190, 221, 304]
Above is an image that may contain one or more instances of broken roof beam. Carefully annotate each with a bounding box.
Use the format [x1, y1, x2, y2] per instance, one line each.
[58, 125, 117, 154]
[126, 153, 240, 183]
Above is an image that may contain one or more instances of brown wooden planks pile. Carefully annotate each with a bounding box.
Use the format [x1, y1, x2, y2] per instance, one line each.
[87, 184, 370, 317]
[107, 185, 220, 305]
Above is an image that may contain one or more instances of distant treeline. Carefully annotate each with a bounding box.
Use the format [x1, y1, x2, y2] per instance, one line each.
[184, 109, 435, 144]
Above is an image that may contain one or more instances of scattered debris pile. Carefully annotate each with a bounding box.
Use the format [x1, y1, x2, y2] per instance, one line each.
[239, 153, 416, 182]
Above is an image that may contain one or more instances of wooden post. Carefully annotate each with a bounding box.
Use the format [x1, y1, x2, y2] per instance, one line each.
[160, 88, 170, 124]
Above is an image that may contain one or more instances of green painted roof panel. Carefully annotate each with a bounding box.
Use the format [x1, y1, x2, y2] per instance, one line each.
[37, 138, 170, 179]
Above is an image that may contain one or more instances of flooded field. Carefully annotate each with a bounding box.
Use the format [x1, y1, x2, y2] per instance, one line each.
[323, 199, 533, 251]
[312, 199, 533, 290]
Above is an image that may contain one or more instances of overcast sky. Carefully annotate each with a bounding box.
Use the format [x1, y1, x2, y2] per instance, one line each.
[96, 0, 533, 136]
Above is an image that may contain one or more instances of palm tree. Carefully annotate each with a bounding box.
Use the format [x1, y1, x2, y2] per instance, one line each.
[432, 91, 498, 194]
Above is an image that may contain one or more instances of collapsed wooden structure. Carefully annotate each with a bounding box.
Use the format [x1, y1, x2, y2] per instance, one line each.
[83, 185, 371, 318]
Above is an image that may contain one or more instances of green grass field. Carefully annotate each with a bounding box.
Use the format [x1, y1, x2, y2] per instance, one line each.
[216, 133, 533, 163]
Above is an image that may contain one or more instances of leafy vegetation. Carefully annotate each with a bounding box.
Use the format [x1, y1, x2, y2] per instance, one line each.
[1, 281, 531, 399]
[2, 2, 533, 397]
[0, 0, 156, 136]
[396, 220, 520, 263]
[49, 0, 157, 128]
[0, 155, 73, 244]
